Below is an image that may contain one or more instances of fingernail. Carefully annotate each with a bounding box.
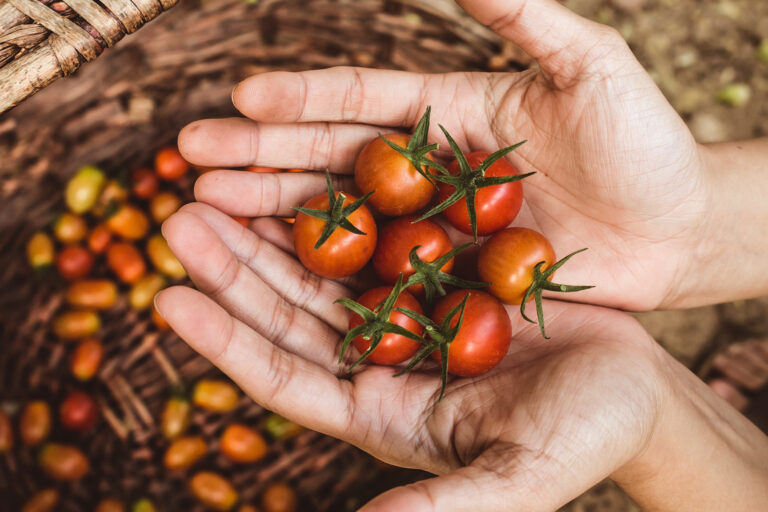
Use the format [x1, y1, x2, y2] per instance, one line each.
[153, 291, 166, 318]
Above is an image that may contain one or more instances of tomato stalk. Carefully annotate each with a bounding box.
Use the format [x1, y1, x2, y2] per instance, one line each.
[416, 126, 534, 241]
[394, 293, 470, 400]
[377, 106, 442, 186]
[520, 248, 593, 339]
[404, 243, 488, 306]
[293, 171, 374, 249]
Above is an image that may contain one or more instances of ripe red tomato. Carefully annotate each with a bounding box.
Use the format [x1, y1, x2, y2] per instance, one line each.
[354, 133, 435, 216]
[155, 147, 189, 181]
[293, 192, 377, 279]
[477, 227, 555, 304]
[60, 391, 99, 431]
[439, 152, 524, 236]
[56, 245, 94, 280]
[88, 224, 112, 253]
[348, 287, 424, 365]
[431, 290, 511, 377]
[372, 216, 453, 294]
[131, 167, 159, 199]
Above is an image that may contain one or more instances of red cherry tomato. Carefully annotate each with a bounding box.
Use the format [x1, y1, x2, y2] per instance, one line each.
[60, 391, 99, 431]
[348, 286, 424, 365]
[431, 290, 511, 377]
[56, 246, 94, 280]
[439, 152, 523, 236]
[372, 216, 453, 294]
[155, 147, 189, 181]
[293, 192, 377, 279]
[131, 168, 159, 199]
[354, 133, 435, 216]
[477, 227, 556, 304]
[88, 224, 112, 253]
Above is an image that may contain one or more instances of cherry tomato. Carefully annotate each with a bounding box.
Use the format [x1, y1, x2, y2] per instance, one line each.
[372, 216, 453, 294]
[107, 242, 146, 283]
[53, 213, 88, 243]
[261, 483, 297, 512]
[88, 224, 113, 253]
[132, 499, 157, 512]
[129, 273, 166, 310]
[66, 279, 118, 309]
[106, 203, 150, 240]
[152, 303, 171, 331]
[232, 216, 250, 227]
[66, 165, 105, 214]
[293, 192, 376, 279]
[20, 401, 51, 446]
[56, 245, 94, 280]
[354, 133, 434, 215]
[53, 310, 101, 340]
[238, 505, 259, 512]
[431, 290, 511, 377]
[21, 489, 59, 512]
[161, 396, 191, 439]
[220, 424, 268, 463]
[0, 409, 12, 452]
[264, 414, 303, 441]
[164, 435, 207, 470]
[155, 147, 189, 181]
[190, 472, 238, 511]
[147, 234, 186, 279]
[70, 338, 104, 381]
[131, 167, 159, 199]
[39, 443, 89, 481]
[60, 391, 99, 431]
[93, 179, 128, 217]
[149, 191, 182, 223]
[27, 232, 55, 269]
[348, 287, 424, 365]
[477, 227, 555, 304]
[245, 167, 279, 173]
[285, 169, 305, 173]
[439, 152, 524, 236]
[95, 498, 126, 512]
[193, 380, 239, 413]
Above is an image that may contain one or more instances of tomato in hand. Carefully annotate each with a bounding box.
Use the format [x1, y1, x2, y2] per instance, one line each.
[39, 443, 89, 481]
[56, 245, 94, 280]
[431, 290, 511, 377]
[131, 167, 159, 199]
[129, 273, 166, 310]
[245, 166, 279, 173]
[149, 191, 182, 223]
[20, 401, 51, 446]
[348, 286, 423, 365]
[60, 391, 99, 431]
[155, 147, 189, 181]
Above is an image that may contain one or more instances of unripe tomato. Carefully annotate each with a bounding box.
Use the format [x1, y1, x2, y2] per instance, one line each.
[349, 287, 424, 365]
[93, 179, 129, 217]
[60, 391, 99, 431]
[220, 424, 268, 463]
[66, 279, 118, 309]
[354, 133, 435, 216]
[27, 232, 55, 269]
[66, 165, 106, 213]
[264, 414, 304, 441]
[107, 242, 146, 283]
[155, 147, 190, 181]
[70, 338, 104, 381]
[129, 273, 166, 310]
[53, 213, 88, 243]
[20, 401, 51, 446]
[132, 499, 156, 512]
[53, 310, 100, 340]
[88, 224, 113, 253]
[477, 227, 556, 304]
[107, 204, 150, 240]
[0, 409, 12, 452]
[39, 443, 89, 480]
[193, 380, 239, 413]
[152, 303, 171, 331]
[431, 290, 511, 377]
[245, 167, 279, 173]
[149, 191, 182, 223]
[21, 488, 59, 512]
[293, 192, 376, 279]
[260, 483, 297, 512]
[95, 498, 126, 512]
[164, 435, 208, 470]
[147, 234, 186, 279]
[131, 167, 159, 199]
[56, 245, 94, 280]
[162, 396, 191, 439]
[190, 471, 238, 511]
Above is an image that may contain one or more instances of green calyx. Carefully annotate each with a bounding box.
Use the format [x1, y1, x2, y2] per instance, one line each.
[293, 170, 374, 249]
[416, 125, 533, 241]
[520, 248, 594, 339]
[378, 106, 444, 187]
[394, 293, 470, 400]
[403, 242, 488, 307]
[335, 275, 423, 371]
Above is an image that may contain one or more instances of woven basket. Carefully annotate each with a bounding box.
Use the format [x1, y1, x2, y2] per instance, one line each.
[0, 0, 527, 509]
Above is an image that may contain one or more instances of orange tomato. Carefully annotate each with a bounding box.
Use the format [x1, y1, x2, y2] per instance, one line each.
[53, 213, 88, 243]
[147, 234, 186, 279]
[70, 338, 104, 381]
[27, 232, 55, 269]
[190, 472, 238, 511]
[155, 147, 190, 181]
[260, 483, 297, 512]
[88, 224, 113, 253]
[56, 245, 94, 280]
[21, 488, 59, 512]
[220, 424, 268, 463]
[149, 191, 182, 223]
[39, 443, 89, 481]
[164, 435, 208, 470]
[131, 167, 159, 199]
[66, 279, 118, 309]
[106, 203, 150, 240]
[19, 401, 51, 446]
[107, 242, 146, 283]
[192, 380, 239, 413]
[53, 310, 101, 340]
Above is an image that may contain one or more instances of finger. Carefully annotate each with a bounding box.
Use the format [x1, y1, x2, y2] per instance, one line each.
[178, 117, 385, 171]
[161, 209, 348, 370]
[154, 286, 356, 435]
[250, 217, 296, 255]
[708, 378, 750, 412]
[232, 67, 431, 126]
[713, 352, 765, 391]
[194, 170, 355, 217]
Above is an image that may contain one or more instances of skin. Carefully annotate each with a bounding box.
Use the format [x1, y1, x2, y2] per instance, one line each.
[157, 0, 768, 509]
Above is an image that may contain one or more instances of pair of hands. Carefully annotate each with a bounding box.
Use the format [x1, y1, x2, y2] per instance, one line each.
[156, 0, 724, 510]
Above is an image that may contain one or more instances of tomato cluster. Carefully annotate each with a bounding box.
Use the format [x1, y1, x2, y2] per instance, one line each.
[288, 107, 592, 398]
